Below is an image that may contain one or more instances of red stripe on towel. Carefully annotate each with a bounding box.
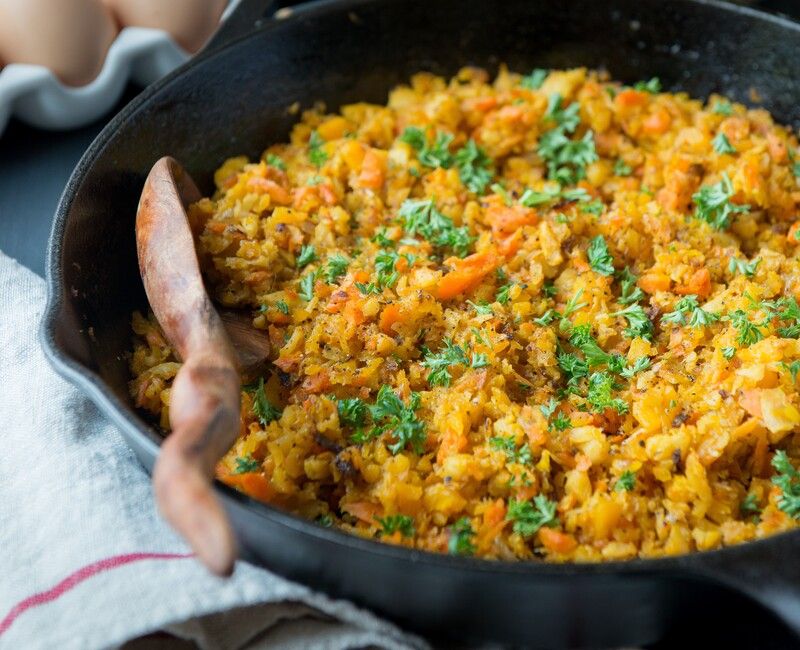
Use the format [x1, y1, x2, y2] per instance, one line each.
[0, 552, 194, 637]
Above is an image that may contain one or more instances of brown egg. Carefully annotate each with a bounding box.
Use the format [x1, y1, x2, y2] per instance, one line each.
[103, 0, 227, 53]
[0, 0, 117, 87]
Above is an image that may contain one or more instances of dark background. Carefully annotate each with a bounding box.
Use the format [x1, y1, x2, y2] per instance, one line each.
[1, 1, 799, 647]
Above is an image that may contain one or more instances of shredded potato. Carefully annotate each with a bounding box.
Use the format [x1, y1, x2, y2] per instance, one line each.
[130, 67, 800, 561]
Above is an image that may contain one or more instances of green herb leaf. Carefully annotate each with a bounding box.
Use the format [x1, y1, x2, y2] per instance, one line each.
[468, 300, 493, 316]
[298, 271, 318, 301]
[337, 397, 369, 428]
[633, 77, 662, 93]
[617, 267, 645, 305]
[249, 377, 282, 425]
[729, 256, 760, 278]
[375, 514, 415, 537]
[324, 254, 349, 284]
[266, 153, 286, 171]
[587, 235, 615, 276]
[614, 470, 636, 492]
[520, 68, 547, 90]
[275, 300, 289, 315]
[722, 346, 736, 360]
[454, 139, 493, 194]
[308, 131, 328, 167]
[233, 455, 261, 475]
[772, 450, 800, 519]
[612, 303, 654, 340]
[296, 244, 317, 268]
[713, 132, 736, 155]
[422, 339, 470, 387]
[398, 198, 473, 257]
[712, 99, 733, 116]
[506, 495, 559, 537]
[725, 309, 765, 346]
[586, 371, 628, 414]
[692, 173, 750, 230]
[614, 159, 632, 176]
[620, 356, 651, 379]
[369, 385, 426, 455]
[400, 126, 454, 168]
[448, 517, 477, 555]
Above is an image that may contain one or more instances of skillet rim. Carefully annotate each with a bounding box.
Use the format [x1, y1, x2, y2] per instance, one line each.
[39, 0, 800, 579]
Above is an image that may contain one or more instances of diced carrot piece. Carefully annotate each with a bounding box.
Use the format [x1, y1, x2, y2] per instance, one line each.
[219, 471, 275, 503]
[318, 184, 338, 205]
[379, 303, 403, 333]
[464, 95, 498, 112]
[246, 177, 291, 205]
[484, 499, 507, 527]
[497, 229, 523, 257]
[675, 268, 711, 297]
[643, 107, 671, 135]
[538, 527, 577, 554]
[437, 250, 500, 300]
[638, 272, 671, 294]
[358, 148, 386, 189]
[486, 204, 538, 237]
[615, 89, 648, 108]
[343, 301, 365, 327]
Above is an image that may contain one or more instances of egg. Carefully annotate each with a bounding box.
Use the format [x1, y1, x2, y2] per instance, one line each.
[0, 0, 117, 87]
[103, 0, 227, 53]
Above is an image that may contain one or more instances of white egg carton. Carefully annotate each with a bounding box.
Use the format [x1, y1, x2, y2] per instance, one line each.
[0, 26, 191, 135]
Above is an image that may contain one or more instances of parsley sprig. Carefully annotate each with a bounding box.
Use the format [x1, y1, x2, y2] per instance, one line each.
[247, 377, 282, 425]
[400, 126, 454, 168]
[772, 450, 800, 519]
[375, 514, 415, 537]
[422, 339, 485, 387]
[538, 93, 598, 185]
[454, 139, 493, 194]
[587, 235, 615, 276]
[692, 173, 750, 230]
[448, 517, 477, 555]
[398, 198, 473, 257]
[506, 495, 559, 537]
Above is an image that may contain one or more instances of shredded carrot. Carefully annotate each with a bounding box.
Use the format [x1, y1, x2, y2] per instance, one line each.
[358, 148, 386, 189]
[246, 177, 291, 205]
[379, 303, 404, 333]
[638, 272, 671, 294]
[615, 88, 648, 108]
[538, 528, 577, 554]
[437, 250, 500, 300]
[643, 107, 672, 134]
[675, 268, 711, 297]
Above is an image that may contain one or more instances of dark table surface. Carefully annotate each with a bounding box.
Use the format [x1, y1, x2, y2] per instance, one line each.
[2, 2, 800, 648]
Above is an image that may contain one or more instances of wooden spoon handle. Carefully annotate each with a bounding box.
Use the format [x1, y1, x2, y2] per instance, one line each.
[136, 156, 239, 575]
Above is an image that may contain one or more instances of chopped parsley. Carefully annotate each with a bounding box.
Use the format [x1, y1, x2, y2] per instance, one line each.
[355, 281, 381, 295]
[400, 126, 454, 169]
[729, 256, 760, 278]
[712, 99, 733, 116]
[296, 244, 316, 268]
[620, 356, 651, 379]
[298, 271, 318, 301]
[772, 450, 800, 519]
[249, 377, 282, 425]
[612, 303, 654, 340]
[614, 470, 636, 492]
[275, 300, 289, 315]
[633, 77, 662, 93]
[661, 295, 719, 329]
[618, 267, 645, 305]
[454, 139, 493, 194]
[375, 514, 415, 537]
[614, 159, 632, 176]
[496, 283, 512, 304]
[581, 199, 604, 216]
[586, 371, 629, 414]
[712, 132, 736, 155]
[422, 339, 483, 386]
[740, 493, 761, 520]
[233, 455, 261, 475]
[324, 254, 349, 284]
[692, 173, 750, 230]
[489, 435, 533, 466]
[519, 186, 589, 207]
[398, 198, 473, 257]
[781, 360, 800, 383]
[337, 397, 369, 428]
[725, 309, 764, 346]
[448, 517, 477, 555]
[266, 153, 286, 171]
[468, 300, 493, 316]
[520, 68, 548, 90]
[308, 130, 328, 167]
[374, 250, 402, 288]
[370, 386, 426, 455]
[506, 495, 559, 537]
[538, 93, 597, 184]
[722, 346, 736, 360]
[587, 235, 615, 276]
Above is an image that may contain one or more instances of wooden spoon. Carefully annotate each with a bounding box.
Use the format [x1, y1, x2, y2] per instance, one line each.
[136, 156, 268, 575]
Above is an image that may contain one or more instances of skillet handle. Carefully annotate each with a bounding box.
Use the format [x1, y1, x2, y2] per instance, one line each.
[688, 532, 800, 637]
[204, 0, 300, 54]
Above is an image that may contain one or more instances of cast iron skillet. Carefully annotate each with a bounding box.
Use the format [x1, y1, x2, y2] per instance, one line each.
[40, 0, 800, 646]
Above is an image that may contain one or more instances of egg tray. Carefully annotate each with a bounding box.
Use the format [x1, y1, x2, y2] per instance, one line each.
[0, 26, 194, 135]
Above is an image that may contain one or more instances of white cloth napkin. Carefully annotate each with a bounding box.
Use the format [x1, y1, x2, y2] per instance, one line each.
[0, 250, 425, 650]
